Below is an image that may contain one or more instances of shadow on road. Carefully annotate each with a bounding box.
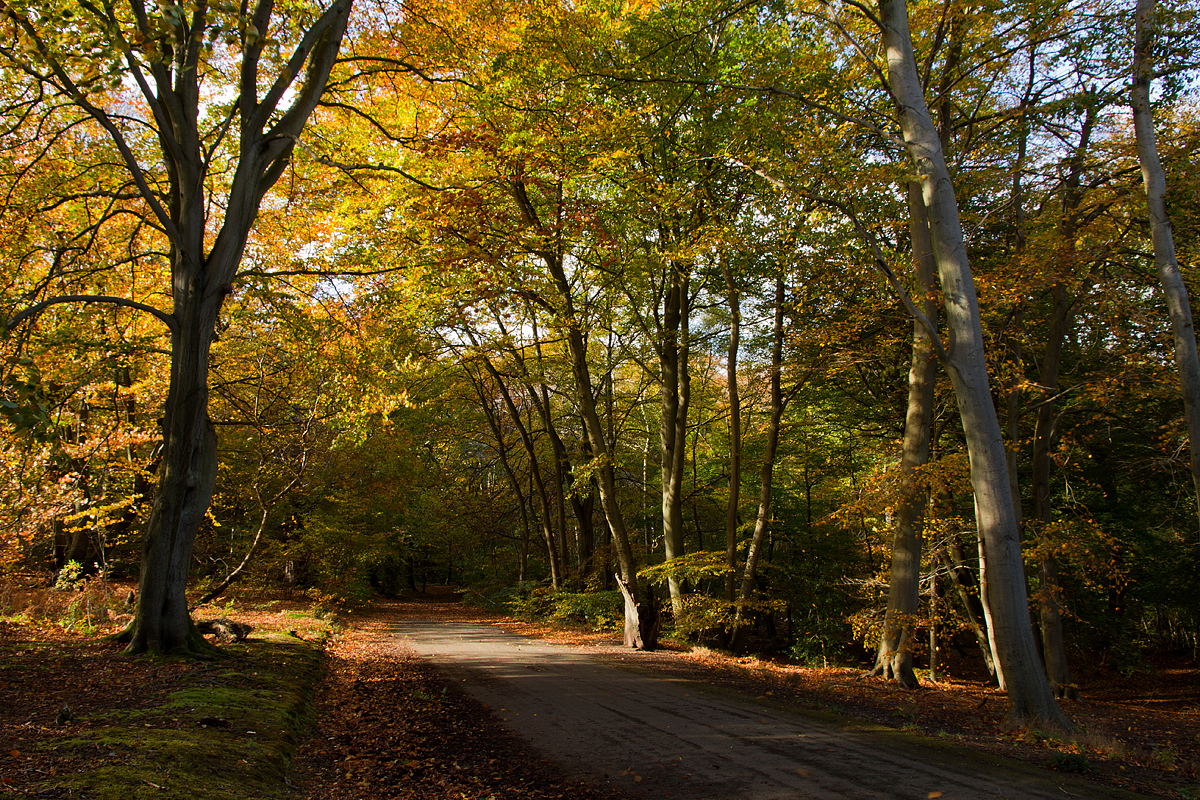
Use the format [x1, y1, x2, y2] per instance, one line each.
[391, 620, 1148, 800]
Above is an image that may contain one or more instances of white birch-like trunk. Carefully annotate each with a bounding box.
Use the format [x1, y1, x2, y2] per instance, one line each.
[878, 0, 1070, 730]
[1132, 0, 1200, 532]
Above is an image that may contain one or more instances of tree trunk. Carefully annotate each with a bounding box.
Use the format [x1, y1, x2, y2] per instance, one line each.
[722, 257, 743, 606]
[1032, 101, 1095, 700]
[568, 319, 649, 648]
[1032, 285, 1076, 698]
[487, 361, 561, 589]
[573, 413, 599, 579]
[124, 297, 221, 655]
[510, 177, 649, 648]
[941, 542, 998, 682]
[730, 276, 786, 651]
[83, 0, 353, 655]
[471, 369, 532, 584]
[660, 264, 691, 616]
[871, 182, 937, 688]
[1006, 119, 1029, 532]
[928, 569, 941, 682]
[1133, 0, 1200, 533]
[879, 0, 1070, 730]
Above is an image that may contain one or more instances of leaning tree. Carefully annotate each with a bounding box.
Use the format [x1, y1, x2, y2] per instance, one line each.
[1, 0, 353, 653]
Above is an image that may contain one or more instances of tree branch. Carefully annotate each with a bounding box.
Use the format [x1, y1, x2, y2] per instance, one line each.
[5, 295, 177, 333]
[730, 158, 949, 363]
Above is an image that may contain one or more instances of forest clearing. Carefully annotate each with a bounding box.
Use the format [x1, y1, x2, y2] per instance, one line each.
[1, 588, 1197, 798]
[2, 0, 1200, 782]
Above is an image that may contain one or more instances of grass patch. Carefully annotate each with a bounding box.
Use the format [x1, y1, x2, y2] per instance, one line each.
[3, 601, 331, 800]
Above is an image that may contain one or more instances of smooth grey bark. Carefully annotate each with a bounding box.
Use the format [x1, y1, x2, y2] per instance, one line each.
[879, 0, 1070, 730]
[509, 179, 651, 649]
[1132, 0, 1200, 532]
[660, 264, 691, 616]
[722, 258, 743, 605]
[871, 182, 937, 688]
[730, 276, 787, 650]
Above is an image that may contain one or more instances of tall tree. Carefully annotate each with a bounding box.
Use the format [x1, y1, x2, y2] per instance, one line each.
[1132, 0, 1200, 534]
[722, 255, 743, 606]
[870, 182, 937, 687]
[730, 274, 789, 649]
[1, 0, 353, 653]
[877, 0, 1071, 730]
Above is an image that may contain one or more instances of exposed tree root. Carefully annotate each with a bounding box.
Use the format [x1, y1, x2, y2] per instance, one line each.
[109, 617, 222, 659]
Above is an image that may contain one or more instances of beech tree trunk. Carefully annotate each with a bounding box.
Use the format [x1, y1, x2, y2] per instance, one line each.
[871, 183, 937, 688]
[130, 285, 222, 655]
[660, 264, 691, 616]
[509, 179, 651, 649]
[13, 0, 358, 655]
[722, 258, 743, 606]
[879, 0, 1070, 730]
[1132, 0, 1200, 533]
[730, 277, 786, 651]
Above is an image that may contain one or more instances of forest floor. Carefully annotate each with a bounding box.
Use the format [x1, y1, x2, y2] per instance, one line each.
[1, 586, 1197, 799]
[292, 590, 1200, 800]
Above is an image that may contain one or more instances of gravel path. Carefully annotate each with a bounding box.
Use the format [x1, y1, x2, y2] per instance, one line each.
[393, 619, 1147, 800]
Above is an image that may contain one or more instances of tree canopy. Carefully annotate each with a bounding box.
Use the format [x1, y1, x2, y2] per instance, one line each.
[3, 0, 1199, 729]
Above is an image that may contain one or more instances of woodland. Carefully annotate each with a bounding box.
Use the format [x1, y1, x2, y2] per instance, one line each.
[1, 0, 1198, 737]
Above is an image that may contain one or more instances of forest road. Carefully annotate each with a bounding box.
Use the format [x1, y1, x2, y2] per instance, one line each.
[392, 620, 1144, 800]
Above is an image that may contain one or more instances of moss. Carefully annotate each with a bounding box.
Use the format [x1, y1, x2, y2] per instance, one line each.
[29, 633, 324, 800]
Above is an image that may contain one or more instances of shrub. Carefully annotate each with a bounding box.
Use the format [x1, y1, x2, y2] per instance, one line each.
[547, 591, 623, 632]
[1049, 752, 1090, 773]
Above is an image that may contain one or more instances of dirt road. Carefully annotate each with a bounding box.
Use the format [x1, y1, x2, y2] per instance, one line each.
[393, 619, 1145, 800]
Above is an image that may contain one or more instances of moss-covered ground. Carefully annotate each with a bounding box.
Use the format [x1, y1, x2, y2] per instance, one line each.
[1, 595, 330, 800]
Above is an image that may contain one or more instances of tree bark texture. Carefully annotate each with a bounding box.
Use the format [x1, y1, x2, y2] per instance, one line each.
[871, 182, 937, 688]
[49, 0, 355, 654]
[879, 0, 1070, 730]
[660, 264, 691, 616]
[1133, 0, 1200, 534]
